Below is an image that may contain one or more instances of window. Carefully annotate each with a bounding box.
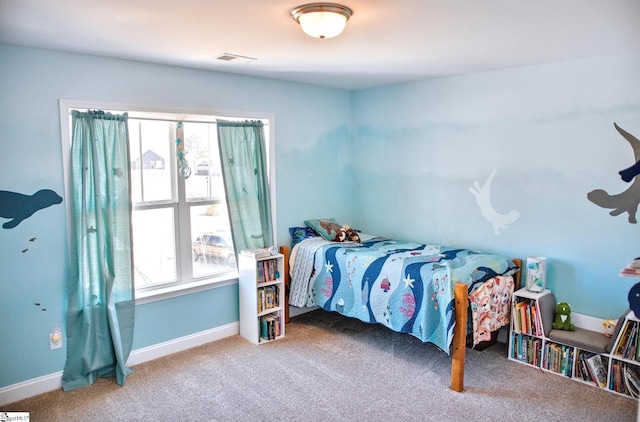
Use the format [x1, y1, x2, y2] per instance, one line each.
[60, 100, 275, 303]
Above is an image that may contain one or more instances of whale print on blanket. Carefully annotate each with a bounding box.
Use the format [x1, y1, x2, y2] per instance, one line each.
[303, 237, 515, 353]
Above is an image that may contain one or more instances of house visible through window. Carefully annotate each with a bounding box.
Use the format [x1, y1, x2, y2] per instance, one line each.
[60, 101, 274, 302]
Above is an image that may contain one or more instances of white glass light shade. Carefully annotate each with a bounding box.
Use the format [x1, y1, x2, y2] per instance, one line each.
[298, 11, 347, 39]
[291, 3, 353, 39]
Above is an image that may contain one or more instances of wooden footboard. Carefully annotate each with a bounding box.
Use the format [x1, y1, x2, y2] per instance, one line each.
[280, 244, 521, 393]
[450, 283, 468, 392]
[451, 257, 522, 392]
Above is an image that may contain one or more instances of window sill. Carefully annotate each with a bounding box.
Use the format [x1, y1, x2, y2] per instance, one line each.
[135, 273, 238, 305]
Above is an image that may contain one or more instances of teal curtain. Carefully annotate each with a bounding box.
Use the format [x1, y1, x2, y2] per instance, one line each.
[62, 110, 135, 391]
[217, 120, 273, 252]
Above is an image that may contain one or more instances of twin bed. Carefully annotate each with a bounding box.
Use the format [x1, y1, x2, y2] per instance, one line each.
[279, 220, 521, 392]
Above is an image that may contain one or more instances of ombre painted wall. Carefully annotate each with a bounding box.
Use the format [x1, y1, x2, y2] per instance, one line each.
[2, 41, 639, 393]
[352, 53, 640, 319]
[0, 44, 352, 388]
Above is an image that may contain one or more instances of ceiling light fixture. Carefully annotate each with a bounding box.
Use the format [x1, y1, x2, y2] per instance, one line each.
[291, 3, 353, 39]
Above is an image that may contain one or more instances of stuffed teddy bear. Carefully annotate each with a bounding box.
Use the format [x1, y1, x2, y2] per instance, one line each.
[552, 302, 575, 331]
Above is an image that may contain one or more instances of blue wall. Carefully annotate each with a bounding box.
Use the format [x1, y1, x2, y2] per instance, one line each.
[1, 43, 639, 390]
[0, 44, 352, 388]
[352, 53, 640, 318]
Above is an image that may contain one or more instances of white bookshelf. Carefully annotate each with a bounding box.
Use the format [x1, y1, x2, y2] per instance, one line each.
[239, 253, 285, 344]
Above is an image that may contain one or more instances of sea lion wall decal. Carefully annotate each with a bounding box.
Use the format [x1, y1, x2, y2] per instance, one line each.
[587, 123, 640, 224]
[0, 189, 63, 229]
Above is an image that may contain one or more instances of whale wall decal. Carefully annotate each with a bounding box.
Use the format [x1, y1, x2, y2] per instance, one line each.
[0, 189, 63, 229]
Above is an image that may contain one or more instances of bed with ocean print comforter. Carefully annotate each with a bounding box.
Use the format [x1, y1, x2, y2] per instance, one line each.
[288, 234, 518, 354]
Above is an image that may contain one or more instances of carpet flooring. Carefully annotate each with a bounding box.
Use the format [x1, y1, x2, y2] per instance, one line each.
[3, 309, 637, 421]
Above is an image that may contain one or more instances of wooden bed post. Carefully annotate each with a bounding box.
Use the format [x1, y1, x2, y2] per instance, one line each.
[450, 282, 468, 392]
[279, 245, 290, 324]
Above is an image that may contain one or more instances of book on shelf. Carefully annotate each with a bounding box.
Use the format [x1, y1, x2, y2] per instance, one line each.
[577, 351, 597, 385]
[259, 314, 281, 341]
[620, 257, 640, 277]
[241, 248, 271, 259]
[586, 354, 608, 388]
[625, 365, 640, 398]
[257, 285, 279, 313]
[615, 320, 638, 359]
[544, 342, 573, 377]
[513, 298, 542, 336]
[624, 323, 638, 360]
[256, 258, 279, 284]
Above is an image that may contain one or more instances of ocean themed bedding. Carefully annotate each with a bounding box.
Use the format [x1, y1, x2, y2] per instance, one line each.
[289, 236, 517, 353]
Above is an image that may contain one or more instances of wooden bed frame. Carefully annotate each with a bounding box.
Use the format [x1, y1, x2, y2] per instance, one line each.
[279, 245, 521, 393]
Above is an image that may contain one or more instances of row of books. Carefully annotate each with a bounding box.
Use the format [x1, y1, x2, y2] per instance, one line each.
[511, 333, 542, 366]
[575, 351, 608, 388]
[543, 341, 574, 377]
[613, 320, 640, 362]
[260, 314, 281, 341]
[620, 257, 640, 277]
[610, 360, 640, 397]
[256, 258, 279, 284]
[257, 285, 280, 314]
[512, 298, 544, 336]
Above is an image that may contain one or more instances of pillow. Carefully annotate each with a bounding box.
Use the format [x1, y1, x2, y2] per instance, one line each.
[304, 218, 361, 243]
[289, 226, 320, 248]
[304, 218, 343, 241]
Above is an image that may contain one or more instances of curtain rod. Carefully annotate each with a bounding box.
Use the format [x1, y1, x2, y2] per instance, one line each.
[67, 109, 268, 126]
[129, 116, 268, 126]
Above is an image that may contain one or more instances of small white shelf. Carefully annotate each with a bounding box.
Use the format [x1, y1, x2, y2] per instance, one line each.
[239, 253, 286, 345]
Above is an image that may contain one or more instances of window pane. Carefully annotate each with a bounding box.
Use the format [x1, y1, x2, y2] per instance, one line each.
[132, 207, 177, 287]
[190, 203, 236, 277]
[138, 120, 174, 202]
[184, 123, 225, 200]
[129, 120, 142, 203]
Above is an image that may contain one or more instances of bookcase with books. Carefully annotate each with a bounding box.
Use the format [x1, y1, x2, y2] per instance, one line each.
[508, 288, 550, 368]
[613, 256, 640, 398]
[509, 287, 638, 400]
[609, 312, 640, 398]
[239, 252, 285, 344]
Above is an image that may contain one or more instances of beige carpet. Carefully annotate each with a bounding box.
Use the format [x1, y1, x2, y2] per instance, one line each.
[3, 310, 637, 421]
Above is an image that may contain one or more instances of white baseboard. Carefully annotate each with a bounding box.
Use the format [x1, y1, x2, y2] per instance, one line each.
[0, 322, 239, 407]
[0, 371, 64, 408]
[126, 322, 238, 366]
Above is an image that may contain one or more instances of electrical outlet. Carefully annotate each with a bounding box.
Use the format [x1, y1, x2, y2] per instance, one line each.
[50, 327, 62, 350]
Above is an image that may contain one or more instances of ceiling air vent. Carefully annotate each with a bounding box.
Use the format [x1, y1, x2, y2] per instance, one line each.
[215, 53, 257, 64]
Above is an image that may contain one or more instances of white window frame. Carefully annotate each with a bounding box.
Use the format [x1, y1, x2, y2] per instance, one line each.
[59, 99, 277, 305]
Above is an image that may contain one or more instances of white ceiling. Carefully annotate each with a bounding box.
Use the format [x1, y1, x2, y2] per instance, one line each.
[1, 0, 639, 90]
